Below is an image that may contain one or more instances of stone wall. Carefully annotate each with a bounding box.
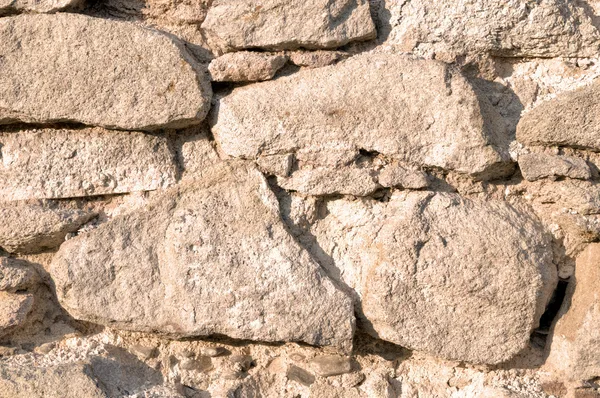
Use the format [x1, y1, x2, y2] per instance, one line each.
[1, 1, 600, 397]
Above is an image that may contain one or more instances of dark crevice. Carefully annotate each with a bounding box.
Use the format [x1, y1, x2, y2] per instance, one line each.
[530, 278, 570, 348]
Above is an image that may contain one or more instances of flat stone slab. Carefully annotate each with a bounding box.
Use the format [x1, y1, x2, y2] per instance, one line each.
[202, 0, 376, 51]
[0, 127, 178, 200]
[50, 162, 355, 351]
[0, 0, 79, 15]
[0, 13, 211, 131]
[212, 53, 510, 180]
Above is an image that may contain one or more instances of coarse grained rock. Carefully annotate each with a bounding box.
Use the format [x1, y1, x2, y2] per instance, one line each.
[0, 257, 40, 292]
[211, 53, 511, 180]
[309, 191, 556, 364]
[0, 0, 80, 15]
[0, 363, 107, 398]
[277, 166, 381, 196]
[202, 0, 376, 51]
[0, 291, 34, 333]
[519, 152, 591, 181]
[546, 243, 600, 381]
[0, 13, 211, 131]
[50, 162, 355, 351]
[382, 0, 600, 59]
[0, 127, 178, 200]
[517, 81, 600, 151]
[208, 52, 287, 82]
[0, 202, 96, 254]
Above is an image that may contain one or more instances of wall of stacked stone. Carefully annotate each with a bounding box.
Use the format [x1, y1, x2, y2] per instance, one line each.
[1, 1, 600, 397]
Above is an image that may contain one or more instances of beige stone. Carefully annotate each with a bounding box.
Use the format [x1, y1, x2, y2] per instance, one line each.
[277, 166, 380, 196]
[0, 202, 95, 254]
[519, 153, 591, 181]
[517, 81, 600, 151]
[50, 162, 354, 351]
[212, 53, 511, 180]
[0, 13, 211, 131]
[0, 0, 80, 14]
[209, 52, 287, 82]
[287, 50, 347, 68]
[0, 127, 178, 200]
[0, 292, 34, 332]
[202, 0, 376, 51]
[0, 257, 40, 292]
[546, 243, 600, 381]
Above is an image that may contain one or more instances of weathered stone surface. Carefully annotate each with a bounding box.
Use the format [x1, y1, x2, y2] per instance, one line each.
[532, 180, 600, 215]
[0, 291, 34, 331]
[0, 202, 95, 253]
[209, 52, 287, 82]
[309, 355, 352, 377]
[212, 53, 510, 179]
[309, 192, 557, 364]
[0, 128, 178, 200]
[0, 13, 211, 131]
[546, 243, 600, 381]
[277, 166, 380, 196]
[202, 0, 376, 51]
[517, 81, 600, 151]
[0, 0, 79, 14]
[50, 162, 354, 351]
[382, 0, 600, 59]
[0, 257, 40, 292]
[519, 153, 591, 181]
[287, 365, 315, 386]
[378, 163, 429, 189]
[287, 50, 347, 68]
[0, 363, 107, 398]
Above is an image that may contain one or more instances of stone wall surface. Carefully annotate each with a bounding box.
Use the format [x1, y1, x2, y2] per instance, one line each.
[1, 1, 600, 397]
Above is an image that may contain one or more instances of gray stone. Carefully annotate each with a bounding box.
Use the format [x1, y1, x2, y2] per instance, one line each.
[519, 153, 591, 181]
[546, 243, 600, 381]
[0, 202, 95, 253]
[0, 363, 107, 398]
[309, 355, 352, 377]
[0, 127, 178, 200]
[202, 0, 376, 51]
[179, 356, 212, 372]
[0, 13, 211, 131]
[212, 53, 510, 180]
[517, 81, 600, 151]
[310, 191, 557, 364]
[50, 162, 355, 351]
[287, 365, 316, 386]
[0, 257, 40, 292]
[209, 52, 288, 82]
[382, 0, 600, 59]
[0, 0, 80, 14]
[201, 346, 226, 357]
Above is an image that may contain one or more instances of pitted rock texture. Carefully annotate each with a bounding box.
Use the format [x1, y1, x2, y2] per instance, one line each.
[0, 0, 80, 14]
[383, 0, 600, 59]
[0, 13, 211, 131]
[50, 162, 355, 351]
[0, 257, 40, 292]
[308, 191, 557, 364]
[0, 291, 34, 333]
[519, 152, 591, 181]
[212, 53, 510, 180]
[208, 51, 288, 82]
[517, 80, 600, 151]
[546, 243, 600, 381]
[202, 0, 376, 51]
[0, 127, 178, 200]
[0, 202, 95, 254]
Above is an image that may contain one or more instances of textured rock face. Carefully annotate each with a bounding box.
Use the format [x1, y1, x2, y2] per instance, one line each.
[0, 202, 95, 253]
[384, 0, 600, 59]
[51, 163, 354, 350]
[202, 0, 376, 51]
[0, 13, 211, 131]
[0, 0, 80, 14]
[546, 243, 600, 381]
[0, 128, 178, 200]
[0, 257, 40, 292]
[517, 81, 600, 151]
[0, 291, 33, 332]
[519, 153, 591, 181]
[310, 192, 557, 364]
[208, 52, 288, 82]
[212, 53, 509, 179]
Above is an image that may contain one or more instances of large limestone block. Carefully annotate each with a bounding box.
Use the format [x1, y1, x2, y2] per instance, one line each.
[212, 53, 509, 179]
[0, 363, 107, 398]
[517, 81, 600, 151]
[50, 162, 355, 351]
[546, 243, 600, 381]
[0, 202, 95, 253]
[383, 0, 600, 59]
[310, 192, 557, 364]
[202, 0, 376, 51]
[0, 13, 211, 131]
[0, 128, 178, 200]
[0, 0, 79, 14]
